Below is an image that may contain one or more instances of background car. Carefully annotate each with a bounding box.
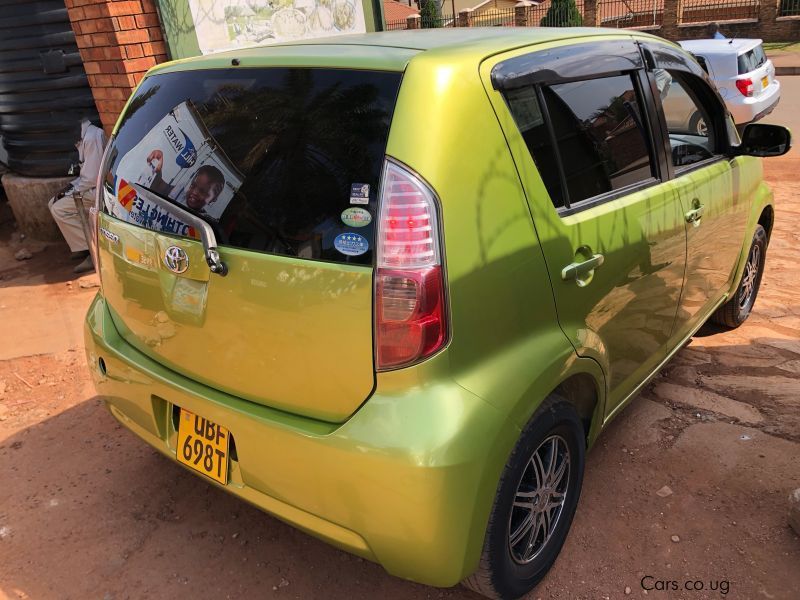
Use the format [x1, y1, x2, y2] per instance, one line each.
[679, 38, 780, 131]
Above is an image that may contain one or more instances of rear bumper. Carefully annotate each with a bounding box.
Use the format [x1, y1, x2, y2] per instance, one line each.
[84, 294, 514, 587]
[728, 80, 781, 124]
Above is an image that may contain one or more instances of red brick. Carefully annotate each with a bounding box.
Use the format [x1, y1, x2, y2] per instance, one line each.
[153, 53, 168, 65]
[99, 61, 118, 74]
[140, 0, 158, 13]
[123, 56, 157, 73]
[91, 32, 113, 47]
[132, 71, 145, 85]
[134, 13, 160, 28]
[107, 1, 143, 17]
[75, 34, 92, 49]
[116, 28, 150, 44]
[82, 4, 104, 19]
[124, 43, 144, 58]
[83, 47, 104, 61]
[68, 6, 85, 20]
[115, 15, 137, 30]
[84, 61, 101, 75]
[102, 46, 125, 60]
[94, 17, 116, 32]
[141, 40, 166, 56]
[94, 73, 114, 87]
[110, 73, 136, 88]
[147, 27, 164, 41]
[64, 0, 75, 7]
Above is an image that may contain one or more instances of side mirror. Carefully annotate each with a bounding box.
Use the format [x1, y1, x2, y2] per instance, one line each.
[736, 123, 792, 157]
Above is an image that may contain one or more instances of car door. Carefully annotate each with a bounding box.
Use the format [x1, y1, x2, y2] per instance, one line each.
[481, 40, 687, 420]
[643, 42, 750, 344]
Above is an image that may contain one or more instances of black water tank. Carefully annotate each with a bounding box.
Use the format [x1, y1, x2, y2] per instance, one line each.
[0, 0, 100, 177]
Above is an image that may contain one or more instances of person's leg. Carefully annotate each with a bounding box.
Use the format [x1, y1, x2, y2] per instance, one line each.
[49, 191, 96, 273]
[49, 193, 90, 253]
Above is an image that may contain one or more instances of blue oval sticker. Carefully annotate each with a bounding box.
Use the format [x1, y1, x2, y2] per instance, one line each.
[334, 233, 369, 256]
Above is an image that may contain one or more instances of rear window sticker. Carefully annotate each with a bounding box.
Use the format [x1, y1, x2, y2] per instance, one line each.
[349, 183, 370, 205]
[341, 207, 372, 227]
[111, 101, 244, 235]
[334, 233, 369, 256]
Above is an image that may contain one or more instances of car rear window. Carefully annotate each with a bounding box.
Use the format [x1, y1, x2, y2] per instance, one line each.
[101, 68, 402, 266]
[738, 45, 767, 74]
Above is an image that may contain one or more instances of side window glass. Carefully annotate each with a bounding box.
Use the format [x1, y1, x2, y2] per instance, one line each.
[656, 69, 716, 168]
[504, 86, 566, 208]
[504, 73, 656, 210]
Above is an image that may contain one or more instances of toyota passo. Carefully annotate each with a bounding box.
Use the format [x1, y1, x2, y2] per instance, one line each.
[84, 29, 790, 599]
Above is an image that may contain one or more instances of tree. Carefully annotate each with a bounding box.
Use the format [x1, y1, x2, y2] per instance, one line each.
[420, 0, 440, 28]
[539, 0, 583, 27]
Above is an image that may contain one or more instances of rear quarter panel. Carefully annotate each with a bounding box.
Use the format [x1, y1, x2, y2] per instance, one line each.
[726, 155, 774, 296]
[385, 48, 600, 430]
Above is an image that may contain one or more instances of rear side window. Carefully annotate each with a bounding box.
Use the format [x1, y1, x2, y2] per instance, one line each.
[102, 68, 402, 265]
[738, 45, 767, 74]
[504, 73, 655, 210]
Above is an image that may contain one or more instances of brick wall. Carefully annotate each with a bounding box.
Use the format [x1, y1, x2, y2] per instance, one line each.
[65, 0, 168, 134]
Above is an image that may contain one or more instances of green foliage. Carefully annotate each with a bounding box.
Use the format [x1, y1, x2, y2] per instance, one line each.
[420, 0, 441, 29]
[539, 0, 583, 27]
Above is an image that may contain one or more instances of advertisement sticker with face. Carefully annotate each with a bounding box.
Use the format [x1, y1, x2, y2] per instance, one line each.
[109, 101, 243, 237]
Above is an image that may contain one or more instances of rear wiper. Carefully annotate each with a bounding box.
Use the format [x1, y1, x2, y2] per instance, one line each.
[132, 183, 228, 277]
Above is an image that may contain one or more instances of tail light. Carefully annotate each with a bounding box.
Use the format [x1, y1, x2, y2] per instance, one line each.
[375, 160, 448, 370]
[735, 78, 754, 97]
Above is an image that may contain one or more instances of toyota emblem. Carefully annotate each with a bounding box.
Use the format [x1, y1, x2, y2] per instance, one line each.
[164, 245, 189, 274]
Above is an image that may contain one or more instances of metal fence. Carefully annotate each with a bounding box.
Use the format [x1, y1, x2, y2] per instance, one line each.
[385, 0, 787, 30]
[779, 0, 800, 15]
[598, 0, 664, 28]
[680, 0, 759, 22]
[385, 2, 587, 30]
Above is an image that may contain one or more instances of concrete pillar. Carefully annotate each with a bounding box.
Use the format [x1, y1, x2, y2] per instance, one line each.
[458, 8, 474, 26]
[2, 174, 74, 241]
[407, 14, 421, 29]
[64, 0, 169, 135]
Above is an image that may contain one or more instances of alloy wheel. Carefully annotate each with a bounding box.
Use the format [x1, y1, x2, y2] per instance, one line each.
[507, 435, 571, 564]
[739, 243, 761, 310]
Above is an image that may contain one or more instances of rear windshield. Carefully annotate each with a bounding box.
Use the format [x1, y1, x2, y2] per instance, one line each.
[101, 68, 402, 266]
[737, 45, 767, 74]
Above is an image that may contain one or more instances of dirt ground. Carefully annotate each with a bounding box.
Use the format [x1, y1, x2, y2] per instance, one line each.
[2, 164, 800, 599]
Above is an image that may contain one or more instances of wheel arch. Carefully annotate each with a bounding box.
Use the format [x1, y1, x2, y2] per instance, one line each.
[758, 203, 774, 243]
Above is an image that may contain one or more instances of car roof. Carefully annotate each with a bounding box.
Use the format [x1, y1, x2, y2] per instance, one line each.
[679, 38, 762, 57]
[149, 28, 671, 76]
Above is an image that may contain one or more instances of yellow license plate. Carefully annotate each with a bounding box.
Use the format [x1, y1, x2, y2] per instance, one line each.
[762, 76, 769, 89]
[176, 409, 230, 484]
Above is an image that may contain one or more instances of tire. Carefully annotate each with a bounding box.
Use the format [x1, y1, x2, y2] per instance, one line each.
[463, 399, 586, 599]
[712, 224, 767, 329]
[689, 111, 708, 136]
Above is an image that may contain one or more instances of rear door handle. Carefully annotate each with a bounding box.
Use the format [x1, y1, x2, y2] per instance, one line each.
[133, 183, 228, 276]
[561, 253, 604, 283]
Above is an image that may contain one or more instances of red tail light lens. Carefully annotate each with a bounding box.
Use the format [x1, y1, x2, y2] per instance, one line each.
[376, 161, 447, 370]
[736, 78, 754, 97]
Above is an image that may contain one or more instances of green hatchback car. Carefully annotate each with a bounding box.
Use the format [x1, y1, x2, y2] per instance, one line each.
[84, 28, 790, 599]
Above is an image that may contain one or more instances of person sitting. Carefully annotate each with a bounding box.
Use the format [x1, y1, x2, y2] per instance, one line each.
[48, 117, 106, 274]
